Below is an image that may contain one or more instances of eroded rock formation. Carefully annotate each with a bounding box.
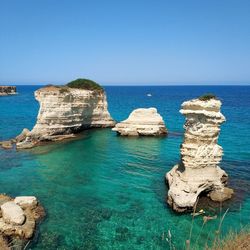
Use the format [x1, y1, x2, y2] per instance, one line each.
[14, 85, 115, 148]
[166, 97, 233, 212]
[0, 86, 16, 96]
[0, 194, 45, 249]
[112, 108, 167, 136]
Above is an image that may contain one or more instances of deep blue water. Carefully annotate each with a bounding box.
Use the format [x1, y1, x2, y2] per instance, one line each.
[0, 85, 250, 249]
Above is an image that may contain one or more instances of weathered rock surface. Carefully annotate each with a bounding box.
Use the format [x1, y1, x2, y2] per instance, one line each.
[166, 98, 233, 212]
[0, 195, 45, 249]
[14, 196, 38, 208]
[1, 201, 25, 225]
[112, 108, 167, 136]
[0, 86, 16, 96]
[0, 141, 12, 149]
[15, 85, 115, 149]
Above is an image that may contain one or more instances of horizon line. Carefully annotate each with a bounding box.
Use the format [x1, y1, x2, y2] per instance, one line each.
[2, 83, 250, 87]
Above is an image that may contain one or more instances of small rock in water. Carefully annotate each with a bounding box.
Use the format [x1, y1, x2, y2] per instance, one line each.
[112, 107, 167, 136]
[209, 187, 234, 202]
[1, 201, 25, 225]
[0, 86, 17, 96]
[14, 196, 38, 208]
[0, 141, 12, 149]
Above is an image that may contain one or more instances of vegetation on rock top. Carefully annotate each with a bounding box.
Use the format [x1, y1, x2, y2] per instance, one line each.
[42, 79, 104, 93]
[66, 79, 103, 91]
[198, 93, 217, 101]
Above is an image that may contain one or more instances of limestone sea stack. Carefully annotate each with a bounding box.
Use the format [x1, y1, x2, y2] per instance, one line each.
[112, 108, 167, 136]
[15, 79, 115, 149]
[0, 194, 45, 249]
[166, 95, 233, 212]
[0, 86, 16, 96]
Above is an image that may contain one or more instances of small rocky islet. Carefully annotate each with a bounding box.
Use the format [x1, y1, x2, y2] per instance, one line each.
[0, 80, 235, 248]
[112, 107, 167, 136]
[0, 86, 17, 96]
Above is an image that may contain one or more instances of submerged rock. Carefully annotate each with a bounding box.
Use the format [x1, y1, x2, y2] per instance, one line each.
[14, 80, 115, 149]
[0, 86, 16, 96]
[0, 194, 45, 249]
[208, 187, 234, 202]
[112, 108, 167, 136]
[166, 97, 233, 212]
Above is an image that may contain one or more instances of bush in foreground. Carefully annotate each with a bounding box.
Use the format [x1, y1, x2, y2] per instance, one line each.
[210, 229, 250, 250]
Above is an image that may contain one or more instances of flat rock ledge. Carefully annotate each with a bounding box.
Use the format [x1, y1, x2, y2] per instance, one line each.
[112, 108, 167, 136]
[166, 98, 233, 212]
[0, 194, 45, 249]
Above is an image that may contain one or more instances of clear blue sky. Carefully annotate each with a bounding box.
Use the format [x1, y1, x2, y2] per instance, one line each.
[0, 0, 250, 85]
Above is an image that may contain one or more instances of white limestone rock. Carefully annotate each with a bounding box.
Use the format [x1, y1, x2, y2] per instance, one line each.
[1, 201, 25, 225]
[166, 97, 233, 212]
[14, 196, 38, 208]
[0, 194, 45, 248]
[112, 108, 167, 136]
[16, 85, 115, 148]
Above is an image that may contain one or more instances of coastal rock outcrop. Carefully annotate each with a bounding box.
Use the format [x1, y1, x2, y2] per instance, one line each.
[166, 96, 233, 212]
[0, 194, 45, 249]
[0, 86, 16, 96]
[112, 108, 167, 136]
[14, 79, 115, 149]
[1, 201, 25, 225]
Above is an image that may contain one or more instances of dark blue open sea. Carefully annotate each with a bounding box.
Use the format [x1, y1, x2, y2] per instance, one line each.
[0, 85, 250, 249]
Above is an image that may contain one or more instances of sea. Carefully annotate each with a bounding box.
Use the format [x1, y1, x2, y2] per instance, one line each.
[0, 85, 249, 249]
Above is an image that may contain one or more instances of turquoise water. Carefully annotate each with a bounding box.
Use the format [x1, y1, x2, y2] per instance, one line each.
[0, 86, 250, 249]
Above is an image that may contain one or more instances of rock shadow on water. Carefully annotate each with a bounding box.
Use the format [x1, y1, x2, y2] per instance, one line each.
[196, 177, 250, 214]
[25, 131, 92, 156]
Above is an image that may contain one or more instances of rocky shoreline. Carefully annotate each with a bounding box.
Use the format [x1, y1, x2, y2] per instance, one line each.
[0, 194, 45, 249]
[0, 86, 17, 96]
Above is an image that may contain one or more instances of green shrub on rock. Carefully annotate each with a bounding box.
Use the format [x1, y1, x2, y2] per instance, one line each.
[66, 79, 103, 91]
[198, 93, 217, 101]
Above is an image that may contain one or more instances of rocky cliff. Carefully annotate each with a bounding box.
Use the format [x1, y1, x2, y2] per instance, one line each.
[112, 108, 167, 136]
[15, 85, 115, 148]
[166, 97, 233, 212]
[0, 86, 16, 96]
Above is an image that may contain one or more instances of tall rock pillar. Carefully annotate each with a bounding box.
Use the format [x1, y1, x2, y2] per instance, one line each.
[166, 97, 233, 212]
